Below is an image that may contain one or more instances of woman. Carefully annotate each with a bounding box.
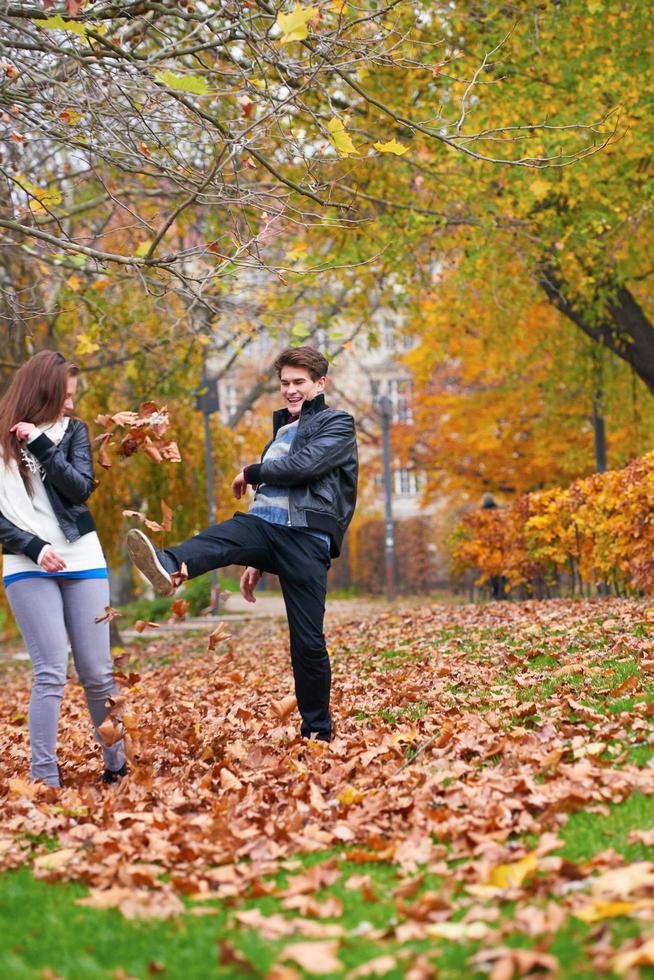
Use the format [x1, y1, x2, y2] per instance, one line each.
[0, 350, 126, 787]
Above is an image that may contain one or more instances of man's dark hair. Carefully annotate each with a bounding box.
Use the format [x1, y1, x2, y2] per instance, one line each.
[274, 346, 329, 382]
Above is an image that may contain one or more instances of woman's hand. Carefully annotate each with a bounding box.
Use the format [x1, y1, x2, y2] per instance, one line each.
[39, 548, 67, 573]
[240, 566, 262, 603]
[10, 422, 37, 442]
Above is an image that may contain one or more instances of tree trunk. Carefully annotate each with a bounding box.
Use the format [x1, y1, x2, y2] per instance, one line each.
[538, 265, 654, 394]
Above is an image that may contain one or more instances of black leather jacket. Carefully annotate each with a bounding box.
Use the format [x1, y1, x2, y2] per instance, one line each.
[0, 418, 97, 564]
[244, 394, 358, 558]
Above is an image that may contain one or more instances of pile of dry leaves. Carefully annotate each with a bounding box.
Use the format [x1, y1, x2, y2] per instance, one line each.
[2, 598, 654, 976]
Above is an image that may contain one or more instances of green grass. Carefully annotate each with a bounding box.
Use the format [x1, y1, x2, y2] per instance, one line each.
[4, 791, 654, 979]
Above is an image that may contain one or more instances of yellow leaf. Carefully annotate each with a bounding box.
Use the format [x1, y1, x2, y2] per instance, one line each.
[373, 138, 409, 156]
[33, 15, 88, 36]
[66, 274, 82, 292]
[487, 851, 538, 889]
[574, 899, 635, 924]
[530, 177, 549, 198]
[275, 4, 317, 43]
[327, 116, 359, 158]
[338, 785, 365, 805]
[59, 108, 82, 125]
[75, 334, 100, 356]
[135, 240, 152, 258]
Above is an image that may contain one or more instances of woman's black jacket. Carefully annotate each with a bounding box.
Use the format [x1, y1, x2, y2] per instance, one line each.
[0, 418, 97, 564]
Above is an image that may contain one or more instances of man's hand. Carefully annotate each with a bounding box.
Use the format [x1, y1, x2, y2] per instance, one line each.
[39, 547, 67, 573]
[11, 422, 36, 442]
[231, 470, 248, 499]
[240, 566, 262, 603]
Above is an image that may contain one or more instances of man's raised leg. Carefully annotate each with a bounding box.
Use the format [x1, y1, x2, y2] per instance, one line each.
[128, 514, 273, 595]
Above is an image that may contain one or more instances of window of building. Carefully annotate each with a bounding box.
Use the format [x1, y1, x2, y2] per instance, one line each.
[394, 468, 420, 496]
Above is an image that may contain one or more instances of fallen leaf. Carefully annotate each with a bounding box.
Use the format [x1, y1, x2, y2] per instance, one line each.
[279, 941, 343, 975]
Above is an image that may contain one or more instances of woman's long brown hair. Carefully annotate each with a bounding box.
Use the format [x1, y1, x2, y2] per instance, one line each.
[0, 350, 79, 486]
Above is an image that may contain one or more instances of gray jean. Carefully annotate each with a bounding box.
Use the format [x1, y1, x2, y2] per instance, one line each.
[6, 576, 125, 787]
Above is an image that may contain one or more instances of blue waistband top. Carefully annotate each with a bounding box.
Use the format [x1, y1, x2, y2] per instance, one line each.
[3, 567, 109, 587]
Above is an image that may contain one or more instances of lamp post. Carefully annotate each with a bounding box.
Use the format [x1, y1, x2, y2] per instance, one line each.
[379, 394, 396, 602]
[195, 363, 220, 614]
[592, 393, 607, 473]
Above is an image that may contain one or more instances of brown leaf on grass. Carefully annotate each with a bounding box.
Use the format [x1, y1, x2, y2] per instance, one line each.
[279, 941, 343, 975]
[94, 606, 121, 624]
[346, 955, 398, 978]
[282, 895, 344, 918]
[218, 940, 255, 972]
[629, 829, 654, 846]
[8, 777, 39, 799]
[219, 768, 243, 791]
[266, 967, 302, 980]
[33, 847, 77, 871]
[612, 936, 654, 974]
[611, 674, 640, 697]
[76, 886, 183, 921]
[134, 621, 160, 634]
[470, 946, 559, 979]
[590, 863, 654, 896]
[207, 622, 233, 651]
[405, 955, 437, 980]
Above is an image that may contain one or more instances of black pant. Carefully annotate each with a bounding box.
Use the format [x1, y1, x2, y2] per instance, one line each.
[168, 513, 332, 738]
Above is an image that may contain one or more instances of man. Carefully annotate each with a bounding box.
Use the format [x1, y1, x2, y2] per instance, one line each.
[127, 346, 358, 742]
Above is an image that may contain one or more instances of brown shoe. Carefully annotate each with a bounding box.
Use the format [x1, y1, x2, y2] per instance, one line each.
[127, 529, 177, 597]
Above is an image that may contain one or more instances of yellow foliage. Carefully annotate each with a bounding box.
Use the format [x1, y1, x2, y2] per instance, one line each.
[453, 453, 654, 594]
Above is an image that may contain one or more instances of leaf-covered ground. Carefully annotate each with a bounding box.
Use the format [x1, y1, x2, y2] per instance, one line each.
[2, 598, 654, 978]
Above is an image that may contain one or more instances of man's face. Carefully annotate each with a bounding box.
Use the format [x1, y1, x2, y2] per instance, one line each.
[279, 364, 325, 417]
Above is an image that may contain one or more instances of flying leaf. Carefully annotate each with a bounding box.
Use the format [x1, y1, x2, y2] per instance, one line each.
[134, 621, 160, 633]
[327, 116, 359, 157]
[272, 695, 297, 720]
[171, 599, 190, 621]
[160, 500, 173, 532]
[155, 70, 211, 94]
[373, 138, 409, 156]
[275, 4, 318, 43]
[97, 433, 113, 469]
[94, 606, 121, 624]
[207, 622, 233, 651]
